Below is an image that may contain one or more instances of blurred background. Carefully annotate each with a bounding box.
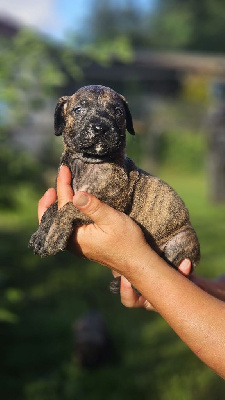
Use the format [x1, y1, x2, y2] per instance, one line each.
[1, 0, 225, 398]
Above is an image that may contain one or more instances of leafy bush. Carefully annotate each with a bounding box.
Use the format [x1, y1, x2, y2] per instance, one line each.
[0, 130, 41, 208]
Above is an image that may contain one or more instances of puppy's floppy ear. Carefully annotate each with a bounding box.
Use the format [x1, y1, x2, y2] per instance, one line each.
[120, 94, 135, 135]
[54, 96, 69, 136]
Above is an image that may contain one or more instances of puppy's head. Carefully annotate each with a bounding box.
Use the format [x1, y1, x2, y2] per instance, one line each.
[54, 85, 135, 162]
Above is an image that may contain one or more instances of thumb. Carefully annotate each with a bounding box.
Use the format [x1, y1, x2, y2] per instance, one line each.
[73, 192, 119, 226]
[57, 165, 73, 209]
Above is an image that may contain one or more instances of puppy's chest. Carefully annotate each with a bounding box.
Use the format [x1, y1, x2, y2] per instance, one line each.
[69, 159, 135, 212]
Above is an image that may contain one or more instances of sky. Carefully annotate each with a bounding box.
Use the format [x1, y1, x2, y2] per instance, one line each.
[0, 0, 155, 42]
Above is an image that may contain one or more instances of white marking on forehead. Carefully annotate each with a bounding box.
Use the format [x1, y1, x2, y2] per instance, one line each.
[95, 144, 103, 153]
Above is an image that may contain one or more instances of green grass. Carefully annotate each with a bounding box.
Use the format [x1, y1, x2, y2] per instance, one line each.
[1, 161, 225, 399]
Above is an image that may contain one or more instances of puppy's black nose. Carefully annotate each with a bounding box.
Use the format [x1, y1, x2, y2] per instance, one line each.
[94, 124, 107, 134]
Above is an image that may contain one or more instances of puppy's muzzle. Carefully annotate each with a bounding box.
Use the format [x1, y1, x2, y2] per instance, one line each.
[93, 124, 109, 135]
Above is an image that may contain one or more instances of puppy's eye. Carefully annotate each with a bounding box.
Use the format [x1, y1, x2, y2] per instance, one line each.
[74, 107, 82, 114]
[115, 108, 123, 116]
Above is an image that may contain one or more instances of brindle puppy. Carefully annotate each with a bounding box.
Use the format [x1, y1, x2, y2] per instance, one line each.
[29, 85, 200, 293]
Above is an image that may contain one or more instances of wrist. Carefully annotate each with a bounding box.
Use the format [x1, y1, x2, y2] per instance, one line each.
[122, 243, 158, 287]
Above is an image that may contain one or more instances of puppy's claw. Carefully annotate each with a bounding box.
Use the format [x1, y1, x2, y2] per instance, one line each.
[109, 276, 121, 294]
[109, 276, 141, 296]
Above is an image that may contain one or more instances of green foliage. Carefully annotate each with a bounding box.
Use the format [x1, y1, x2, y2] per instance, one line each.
[148, 4, 194, 50]
[24, 378, 59, 400]
[0, 29, 67, 126]
[80, 0, 225, 53]
[0, 26, 134, 132]
[0, 130, 41, 208]
[149, 0, 225, 52]
[126, 131, 143, 166]
[158, 130, 206, 172]
[82, 0, 145, 49]
[83, 35, 133, 66]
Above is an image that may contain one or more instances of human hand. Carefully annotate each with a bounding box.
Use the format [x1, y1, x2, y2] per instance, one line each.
[38, 166, 150, 277]
[118, 258, 192, 311]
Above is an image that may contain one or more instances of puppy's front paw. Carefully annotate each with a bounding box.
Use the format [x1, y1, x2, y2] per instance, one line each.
[44, 224, 71, 255]
[29, 202, 58, 257]
[29, 229, 49, 257]
[43, 201, 80, 256]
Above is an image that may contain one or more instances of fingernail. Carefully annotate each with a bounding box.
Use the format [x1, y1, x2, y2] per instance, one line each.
[182, 258, 191, 267]
[74, 192, 90, 207]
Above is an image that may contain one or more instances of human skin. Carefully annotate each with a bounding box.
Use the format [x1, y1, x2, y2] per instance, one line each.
[38, 166, 225, 379]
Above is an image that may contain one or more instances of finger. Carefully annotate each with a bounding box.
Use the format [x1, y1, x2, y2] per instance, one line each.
[120, 277, 155, 310]
[120, 276, 140, 308]
[73, 191, 121, 227]
[38, 188, 56, 223]
[143, 300, 156, 311]
[178, 258, 192, 277]
[57, 165, 74, 209]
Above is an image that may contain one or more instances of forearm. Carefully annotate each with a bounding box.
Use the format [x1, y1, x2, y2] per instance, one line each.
[125, 247, 225, 379]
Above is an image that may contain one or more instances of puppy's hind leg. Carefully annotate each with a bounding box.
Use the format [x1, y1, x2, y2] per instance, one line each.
[163, 227, 200, 271]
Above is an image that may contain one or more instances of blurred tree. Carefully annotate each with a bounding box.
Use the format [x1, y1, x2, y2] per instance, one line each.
[146, 3, 194, 50]
[0, 26, 133, 127]
[82, 35, 133, 66]
[81, 0, 225, 53]
[0, 29, 75, 127]
[146, 0, 225, 52]
[76, 0, 148, 50]
[0, 128, 40, 208]
[0, 29, 74, 208]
